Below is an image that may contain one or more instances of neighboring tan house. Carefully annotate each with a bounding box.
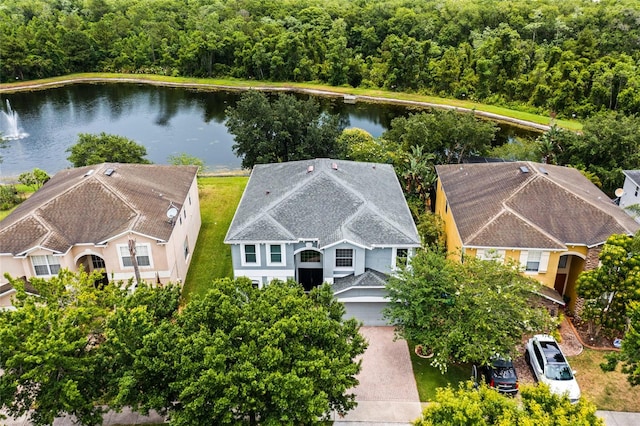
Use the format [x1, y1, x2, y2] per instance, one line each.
[619, 170, 640, 222]
[435, 161, 640, 310]
[224, 158, 421, 325]
[0, 163, 200, 308]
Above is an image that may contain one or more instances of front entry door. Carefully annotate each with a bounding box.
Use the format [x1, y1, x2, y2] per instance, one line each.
[554, 273, 567, 295]
[298, 268, 323, 292]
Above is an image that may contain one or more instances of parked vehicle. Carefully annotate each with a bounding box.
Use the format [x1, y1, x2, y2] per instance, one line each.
[472, 356, 519, 395]
[525, 334, 581, 403]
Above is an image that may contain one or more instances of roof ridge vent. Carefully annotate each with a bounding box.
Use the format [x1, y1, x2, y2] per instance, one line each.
[307, 165, 314, 173]
[539, 166, 549, 175]
[83, 169, 95, 177]
[331, 162, 338, 170]
[104, 168, 115, 176]
[519, 166, 530, 174]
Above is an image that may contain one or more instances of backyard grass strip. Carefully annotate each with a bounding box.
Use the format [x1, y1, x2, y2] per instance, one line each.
[180, 176, 248, 304]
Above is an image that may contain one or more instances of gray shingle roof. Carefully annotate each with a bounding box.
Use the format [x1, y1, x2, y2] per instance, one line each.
[623, 170, 640, 187]
[225, 159, 420, 248]
[332, 268, 389, 293]
[437, 162, 639, 249]
[0, 163, 198, 255]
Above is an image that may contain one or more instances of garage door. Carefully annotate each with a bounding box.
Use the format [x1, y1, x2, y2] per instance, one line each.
[343, 302, 388, 326]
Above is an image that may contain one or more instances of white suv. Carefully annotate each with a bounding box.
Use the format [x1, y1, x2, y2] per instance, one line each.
[525, 334, 581, 403]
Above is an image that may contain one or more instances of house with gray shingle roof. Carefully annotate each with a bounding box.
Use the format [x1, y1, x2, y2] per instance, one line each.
[0, 163, 200, 308]
[435, 161, 640, 311]
[224, 158, 421, 325]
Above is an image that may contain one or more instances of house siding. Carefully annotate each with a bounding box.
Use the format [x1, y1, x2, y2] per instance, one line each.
[435, 178, 463, 260]
[232, 243, 296, 285]
[620, 176, 640, 209]
[364, 248, 393, 274]
[325, 243, 364, 278]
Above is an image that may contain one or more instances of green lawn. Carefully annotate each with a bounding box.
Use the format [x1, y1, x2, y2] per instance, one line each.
[408, 342, 473, 401]
[569, 349, 640, 412]
[180, 176, 248, 304]
[0, 183, 36, 220]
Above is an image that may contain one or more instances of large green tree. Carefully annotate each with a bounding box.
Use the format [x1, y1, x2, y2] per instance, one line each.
[225, 91, 344, 168]
[384, 250, 553, 371]
[415, 382, 602, 425]
[66, 132, 151, 167]
[558, 112, 640, 194]
[577, 233, 640, 338]
[110, 278, 367, 425]
[1, 273, 366, 425]
[0, 270, 126, 425]
[602, 301, 640, 387]
[382, 110, 498, 165]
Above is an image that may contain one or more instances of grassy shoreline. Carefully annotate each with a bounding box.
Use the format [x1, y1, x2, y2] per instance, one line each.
[0, 73, 581, 131]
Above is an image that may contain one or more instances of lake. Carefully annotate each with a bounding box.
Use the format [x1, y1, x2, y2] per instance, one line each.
[0, 83, 540, 177]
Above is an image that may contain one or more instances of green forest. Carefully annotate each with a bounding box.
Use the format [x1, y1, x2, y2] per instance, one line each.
[2, 0, 640, 119]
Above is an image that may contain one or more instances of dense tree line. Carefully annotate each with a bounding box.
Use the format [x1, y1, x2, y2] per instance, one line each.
[2, 0, 640, 118]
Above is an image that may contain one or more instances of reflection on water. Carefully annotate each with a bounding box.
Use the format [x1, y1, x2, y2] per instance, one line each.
[0, 84, 540, 177]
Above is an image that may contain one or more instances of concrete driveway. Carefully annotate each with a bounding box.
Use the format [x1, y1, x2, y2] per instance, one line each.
[334, 326, 422, 424]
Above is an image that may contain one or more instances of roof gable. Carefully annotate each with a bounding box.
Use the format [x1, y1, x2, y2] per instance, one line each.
[225, 159, 420, 248]
[0, 163, 198, 255]
[437, 162, 639, 249]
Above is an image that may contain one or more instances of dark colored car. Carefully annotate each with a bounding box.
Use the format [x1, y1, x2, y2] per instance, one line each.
[472, 356, 519, 395]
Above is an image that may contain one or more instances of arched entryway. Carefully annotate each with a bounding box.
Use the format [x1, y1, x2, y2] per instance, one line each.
[295, 249, 323, 291]
[76, 254, 109, 288]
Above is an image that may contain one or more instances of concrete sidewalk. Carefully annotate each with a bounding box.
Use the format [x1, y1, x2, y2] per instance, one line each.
[597, 411, 640, 426]
[1, 408, 165, 426]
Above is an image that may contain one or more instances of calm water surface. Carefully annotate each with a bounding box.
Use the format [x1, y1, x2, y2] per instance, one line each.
[0, 84, 539, 177]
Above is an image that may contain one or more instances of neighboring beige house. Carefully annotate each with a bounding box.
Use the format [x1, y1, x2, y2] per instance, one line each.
[435, 161, 640, 311]
[0, 163, 200, 308]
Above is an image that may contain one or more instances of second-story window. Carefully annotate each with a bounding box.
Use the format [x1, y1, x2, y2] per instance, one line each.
[244, 244, 257, 263]
[270, 245, 281, 263]
[335, 249, 353, 267]
[31, 255, 61, 276]
[395, 248, 408, 268]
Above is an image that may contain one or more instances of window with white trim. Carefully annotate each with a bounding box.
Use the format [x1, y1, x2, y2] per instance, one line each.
[476, 248, 505, 262]
[31, 255, 61, 276]
[525, 251, 542, 272]
[118, 244, 151, 268]
[335, 249, 353, 268]
[268, 244, 284, 265]
[241, 244, 260, 266]
[394, 248, 409, 269]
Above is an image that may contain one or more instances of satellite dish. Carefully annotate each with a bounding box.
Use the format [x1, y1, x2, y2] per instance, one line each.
[615, 188, 624, 198]
[167, 206, 178, 219]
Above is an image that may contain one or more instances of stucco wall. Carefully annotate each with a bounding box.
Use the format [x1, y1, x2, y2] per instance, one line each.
[434, 178, 463, 260]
